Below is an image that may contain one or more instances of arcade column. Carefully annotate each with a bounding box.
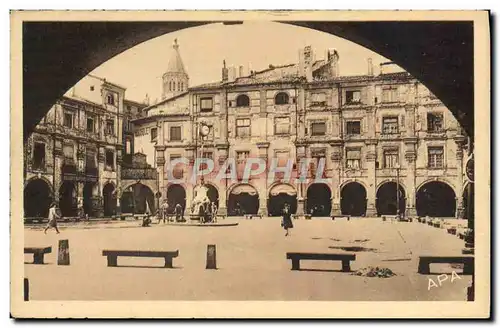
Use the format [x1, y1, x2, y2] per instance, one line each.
[364, 139, 377, 217]
[329, 141, 343, 216]
[404, 138, 418, 217]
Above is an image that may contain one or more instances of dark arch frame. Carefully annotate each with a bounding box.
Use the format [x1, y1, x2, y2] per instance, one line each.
[22, 21, 474, 142]
[24, 178, 53, 218]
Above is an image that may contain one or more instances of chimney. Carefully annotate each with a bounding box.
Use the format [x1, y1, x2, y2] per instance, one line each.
[299, 45, 313, 82]
[327, 48, 339, 78]
[367, 58, 374, 76]
[222, 60, 228, 82]
[228, 66, 236, 82]
[239, 65, 244, 78]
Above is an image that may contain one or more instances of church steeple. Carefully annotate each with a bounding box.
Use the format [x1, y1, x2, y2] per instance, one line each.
[162, 38, 189, 100]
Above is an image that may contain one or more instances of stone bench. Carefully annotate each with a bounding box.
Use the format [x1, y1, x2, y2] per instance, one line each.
[24, 246, 52, 264]
[286, 252, 356, 272]
[102, 249, 179, 268]
[244, 214, 262, 219]
[417, 255, 474, 275]
[331, 215, 350, 221]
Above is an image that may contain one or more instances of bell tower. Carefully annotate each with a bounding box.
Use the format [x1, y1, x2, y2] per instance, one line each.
[162, 39, 189, 100]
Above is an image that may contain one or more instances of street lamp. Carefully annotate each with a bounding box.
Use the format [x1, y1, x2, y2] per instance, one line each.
[394, 162, 401, 218]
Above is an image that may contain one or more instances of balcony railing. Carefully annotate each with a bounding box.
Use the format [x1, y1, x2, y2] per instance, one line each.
[85, 166, 98, 176]
[62, 163, 77, 175]
[122, 167, 157, 180]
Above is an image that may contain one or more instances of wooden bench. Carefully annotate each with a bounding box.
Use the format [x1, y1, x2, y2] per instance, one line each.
[286, 252, 356, 272]
[102, 250, 179, 268]
[418, 255, 474, 275]
[24, 247, 52, 264]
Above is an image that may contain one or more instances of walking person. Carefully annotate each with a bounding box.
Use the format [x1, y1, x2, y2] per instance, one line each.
[44, 202, 61, 234]
[281, 203, 293, 237]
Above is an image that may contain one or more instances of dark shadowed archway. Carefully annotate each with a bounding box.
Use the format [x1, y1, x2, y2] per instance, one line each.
[166, 184, 186, 214]
[59, 181, 77, 217]
[340, 182, 367, 216]
[268, 184, 297, 216]
[376, 182, 406, 216]
[228, 184, 259, 216]
[102, 183, 116, 217]
[24, 178, 52, 218]
[306, 183, 332, 216]
[416, 181, 457, 217]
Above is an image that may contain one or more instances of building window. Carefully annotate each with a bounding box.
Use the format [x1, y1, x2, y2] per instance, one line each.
[346, 90, 361, 104]
[346, 121, 361, 135]
[150, 127, 158, 142]
[32, 142, 46, 170]
[200, 97, 214, 112]
[310, 149, 326, 177]
[236, 94, 250, 107]
[310, 92, 326, 106]
[236, 151, 250, 164]
[382, 87, 398, 103]
[86, 148, 96, 168]
[428, 146, 444, 169]
[63, 112, 73, 128]
[107, 94, 115, 105]
[125, 139, 132, 154]
[274, 117, 290, 135]
[63, 144, 74, 163]
[86, 116, 94, 133]
[383, 149, 399, 168]
[90, 86, 95, 91]
[275, 92, 289, 105]
[126, 105, 131, 112]
[346, 148, 361, 169]
[202, 151, 213, 160]
[105, 119, 115, 135]
[236, 118, 251, 137]
[311, 122, 326, 136]
[170, 126, 181, 141]
[427, 113, 444, 133]
[382, 117, 399, 134]
[105, 150, 114, 169]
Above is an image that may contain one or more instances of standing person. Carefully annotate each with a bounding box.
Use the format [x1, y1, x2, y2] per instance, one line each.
[211, 202, 218, 223]
[175, 203, 183, 222]
[160, 200, 169, 223]
[44, 202, 61, 234]
[281, 203, 293, 237]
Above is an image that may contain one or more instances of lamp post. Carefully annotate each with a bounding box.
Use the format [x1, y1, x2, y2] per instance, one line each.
[394, 162, 401, 218]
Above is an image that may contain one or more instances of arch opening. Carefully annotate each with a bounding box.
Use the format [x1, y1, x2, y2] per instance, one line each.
[268, 184, 297, 216]
[376, 182, 405, 216]
[59, 181, 77, 217]
[24, 178, 52, 218]
[102, 183, 116, 217]
[416, 181, 456, 217]
[83, 182, 97, 217]
[166, 184, 186, 214]
[306, 183, 332, 216]
[340, 182, 367, 216]
[228, 184, 259, 216]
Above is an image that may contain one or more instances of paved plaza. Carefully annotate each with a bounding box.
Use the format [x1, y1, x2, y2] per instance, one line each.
[24, 218, 471, 301]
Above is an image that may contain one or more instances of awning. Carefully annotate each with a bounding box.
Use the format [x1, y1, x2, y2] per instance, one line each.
[230, 184, 258, 196]
[269, 184, 297, 196]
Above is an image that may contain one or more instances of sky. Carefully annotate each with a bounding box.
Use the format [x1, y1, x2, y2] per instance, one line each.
[90, 21, 390, 103]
